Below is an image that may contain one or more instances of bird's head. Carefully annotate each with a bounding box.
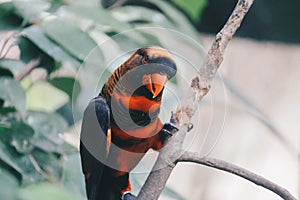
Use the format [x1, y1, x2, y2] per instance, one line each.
[123, 46, 177, 98]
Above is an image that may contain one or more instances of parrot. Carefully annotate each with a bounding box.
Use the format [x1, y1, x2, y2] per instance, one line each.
[80, 46, 180, 200]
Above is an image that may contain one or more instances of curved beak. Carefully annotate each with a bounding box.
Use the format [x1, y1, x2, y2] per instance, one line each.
[142, 73, 168, 98]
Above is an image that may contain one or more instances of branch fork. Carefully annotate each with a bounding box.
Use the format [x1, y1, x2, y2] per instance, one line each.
[136, 0, 297, 200]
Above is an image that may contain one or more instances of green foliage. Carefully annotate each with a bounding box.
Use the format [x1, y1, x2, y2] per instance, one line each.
[0, 168, 19, 200]
[18, 36, 56, 73]
[12, 0, 51, 23]
[0, 1, 22, 31]
[0, 77, 26, 116]
[48, 77, 81, 99]
[0, 0, 208, 199]
[19, 183, 83, 200]
[41, 18, 103, 62]
[22, 26, 80, 68]
[0, 59, 27, 76]
[171, 0, 208, 22]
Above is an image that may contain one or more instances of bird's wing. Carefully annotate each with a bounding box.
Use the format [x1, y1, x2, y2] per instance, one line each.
[80, 96, 110, 200]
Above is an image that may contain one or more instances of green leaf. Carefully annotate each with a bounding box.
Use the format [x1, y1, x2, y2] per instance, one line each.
[0, 1, 15, 17]
[0, 136, 43, 185]
[100, 0, 116, 8]
[0, 106, 16, 115]
[26, 81, 69, 112]
[0, 67, 14, 77]
[56, 5, 147, 53]
[26, 111, 68, 150]
[31, 149, 62, 181]
[0, 13, 22, 30]
[18, 183, 83, 200]
[0, 1, 22, 30]
[41, 18, 103, 63]
[0, 112, 70, 183]
[0, 139, 24, 175]
[111, 5, 200, 46]
[57, 5, 133, 32]
[0, 167, 19, 200]
[111, 6, 172, 25]
[0, 99, 3, 109]
[11, 122, 35, 154]
[61, 154, 86, 198]
[48, 76, 81, 100]
[0, 59, 26, 76]
[56, 102, 74, 125]
[145, 0, 200, 40]
[0, 119, 35, 154]
[18, 36, 56, 73]
[22, 26, 80, 68]
[171, 0, 207, 22]
[26, 111, 76, 154]
[12, 0, 51, 23]
[26, 111, 68, 137]
[0, 77, 26, 116]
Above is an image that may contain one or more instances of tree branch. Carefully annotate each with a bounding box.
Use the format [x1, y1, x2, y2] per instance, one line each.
[137, 127, 188, 200]
[137, 0, 255, 199]
[178, 151, 297, 200]
[107, 0, 128, 10]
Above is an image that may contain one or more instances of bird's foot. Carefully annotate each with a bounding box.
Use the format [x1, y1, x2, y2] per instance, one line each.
[187, 123, 193, 132]
[122, 192, 137, 200]
[160, 122, 179, 137]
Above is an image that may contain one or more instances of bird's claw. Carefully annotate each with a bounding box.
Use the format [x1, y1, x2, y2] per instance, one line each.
[161, 122, 179, 137]
[122, 193, 137, 200]
[187, 123, 193, 132]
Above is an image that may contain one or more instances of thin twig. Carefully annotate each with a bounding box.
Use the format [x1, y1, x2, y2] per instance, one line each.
[0, 20, 26, 59]
[28, 154, 54, 182]
[28, 154, 43, 174]
[137, 127, 188, 200]
[137, 0, 254, 199]
[107, 0, 128, 10]
[1, 43, 17, 59]
[178, 151, 297, 200]
[15, 58, 41, 81]
[0, 33, 14, 58]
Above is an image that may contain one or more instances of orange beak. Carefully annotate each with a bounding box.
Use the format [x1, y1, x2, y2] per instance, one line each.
[142, 73, 168, 98]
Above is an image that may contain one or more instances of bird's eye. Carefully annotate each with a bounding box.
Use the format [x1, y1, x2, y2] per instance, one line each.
[142, 56, 149, 64]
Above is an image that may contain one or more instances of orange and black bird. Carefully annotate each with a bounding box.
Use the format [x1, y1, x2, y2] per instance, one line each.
[80, 46, 179, 200]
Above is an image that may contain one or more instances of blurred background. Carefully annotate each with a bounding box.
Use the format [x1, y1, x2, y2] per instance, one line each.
[0, 0, 299, 199]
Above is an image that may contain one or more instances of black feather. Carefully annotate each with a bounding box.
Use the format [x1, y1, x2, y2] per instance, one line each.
[80, 96, 117, 200]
